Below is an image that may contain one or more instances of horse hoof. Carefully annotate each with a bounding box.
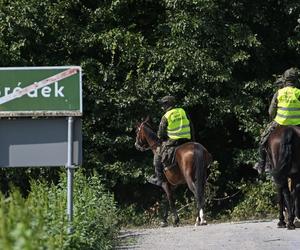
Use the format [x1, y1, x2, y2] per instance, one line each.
[173, 218, 180, 226]
[160, 221, 168, 227]
[173, 220, 180, 227]
[277, 221, 286, 228]
[195, 221, 207, 226]
[287, 224, 296, 230]
[294, 218, 300, 228]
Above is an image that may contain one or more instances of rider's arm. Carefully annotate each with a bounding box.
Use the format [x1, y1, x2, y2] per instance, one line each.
[157, 116, 168, 140]
[268, 91, 278, 119]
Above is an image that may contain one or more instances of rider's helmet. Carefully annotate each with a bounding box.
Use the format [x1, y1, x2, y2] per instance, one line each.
[158, 95, 176, 111]
[283, 67, 300, 87]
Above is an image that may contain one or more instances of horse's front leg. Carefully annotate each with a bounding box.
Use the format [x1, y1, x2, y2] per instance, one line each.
[160, 195, 169, 227]
[162, 183, 179, 226]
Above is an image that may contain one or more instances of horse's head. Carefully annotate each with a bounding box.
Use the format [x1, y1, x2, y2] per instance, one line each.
[135, 121, 150, 151]
[135, 117, 159, 151]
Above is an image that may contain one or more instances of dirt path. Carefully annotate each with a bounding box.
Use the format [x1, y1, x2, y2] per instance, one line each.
[117, 220, 300, 250]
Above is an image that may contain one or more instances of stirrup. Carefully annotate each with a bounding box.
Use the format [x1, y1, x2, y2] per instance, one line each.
[148, 176, 163, 187]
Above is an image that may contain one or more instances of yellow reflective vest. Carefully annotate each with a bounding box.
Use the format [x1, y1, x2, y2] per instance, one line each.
[163, 108, 191, 140]
[274, 86, 300, 125]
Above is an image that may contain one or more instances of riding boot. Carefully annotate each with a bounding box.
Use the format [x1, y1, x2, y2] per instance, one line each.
[148, 154, 164, 187]
[254, 144, 266, 174]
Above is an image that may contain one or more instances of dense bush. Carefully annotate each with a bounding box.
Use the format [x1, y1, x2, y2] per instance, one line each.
[0, 171, 118, 250]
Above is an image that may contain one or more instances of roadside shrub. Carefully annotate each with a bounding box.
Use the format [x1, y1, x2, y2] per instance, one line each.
[118, 203, 159, 227]
[0, 170, 119, 250]
[69, 172, 119, 250]
[230, 179, 277, 220]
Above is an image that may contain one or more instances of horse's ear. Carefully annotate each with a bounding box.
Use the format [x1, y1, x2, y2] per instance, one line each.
[145, 116, 154, 126]
[148, 116, 153, 124]
[136, 118, 143, 129]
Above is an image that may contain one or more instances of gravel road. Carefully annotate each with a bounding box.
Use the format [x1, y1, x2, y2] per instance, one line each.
[117, 220, 300, 250]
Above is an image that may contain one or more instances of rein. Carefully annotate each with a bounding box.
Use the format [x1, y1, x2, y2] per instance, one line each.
[147, 140, 160, 151]
[135, 122, 160, 151]
[134, 142, 151, 151]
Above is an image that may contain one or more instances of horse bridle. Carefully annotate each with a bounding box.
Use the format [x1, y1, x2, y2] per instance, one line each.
[134, 141, 150, 151]
[135, 123, 158, 151]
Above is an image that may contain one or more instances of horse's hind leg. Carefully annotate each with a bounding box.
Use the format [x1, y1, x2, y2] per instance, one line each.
[195, 195, 206, 226]
[281, 183, 296, 230]
[187, 179, 206, 226]
[196, 208, 206, 226]
[277, 187, 286, 228]
[186, 179, 201, 226]
[192, 147, 207, 226]
[295, 183, 300, 219]
[291, 175, 300, 220]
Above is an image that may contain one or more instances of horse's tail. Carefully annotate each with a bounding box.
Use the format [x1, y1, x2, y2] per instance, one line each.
[273, 127, 294, 179]
[194, 143, 206, 209]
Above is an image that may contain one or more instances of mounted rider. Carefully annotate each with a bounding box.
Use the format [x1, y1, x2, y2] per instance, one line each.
[254, 67, 300, 173]
[148, 95, 194, 186]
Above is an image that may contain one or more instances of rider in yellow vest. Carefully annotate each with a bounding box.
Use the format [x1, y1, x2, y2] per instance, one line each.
[148, 95, 194, 186]
[254, 67, 300, 174]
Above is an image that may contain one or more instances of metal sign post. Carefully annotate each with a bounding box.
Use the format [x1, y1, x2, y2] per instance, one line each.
[67, 117, 75, 234]
[0, 66, 82, 234]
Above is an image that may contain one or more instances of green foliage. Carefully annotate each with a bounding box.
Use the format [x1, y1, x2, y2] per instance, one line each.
[0, 171, 119, 250]
[205, 161, 222, 212]
[0, 0, 299, 224]
[118, 203, 158, 227]
[230, 180, 277, 220]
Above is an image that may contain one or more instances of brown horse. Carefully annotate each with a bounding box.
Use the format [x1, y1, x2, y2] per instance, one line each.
[266, 125, 300, 229]
[135, 118, 212, 226]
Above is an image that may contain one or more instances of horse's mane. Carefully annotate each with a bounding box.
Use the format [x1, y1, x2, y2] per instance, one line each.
[143, 122, 160, 144]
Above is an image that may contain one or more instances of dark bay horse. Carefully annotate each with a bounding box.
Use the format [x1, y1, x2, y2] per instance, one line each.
[135, 118, 212, 226]
[266, 125, 300, 229]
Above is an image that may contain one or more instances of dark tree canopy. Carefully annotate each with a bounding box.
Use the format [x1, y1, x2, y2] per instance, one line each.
[0, 0, 299, 212]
